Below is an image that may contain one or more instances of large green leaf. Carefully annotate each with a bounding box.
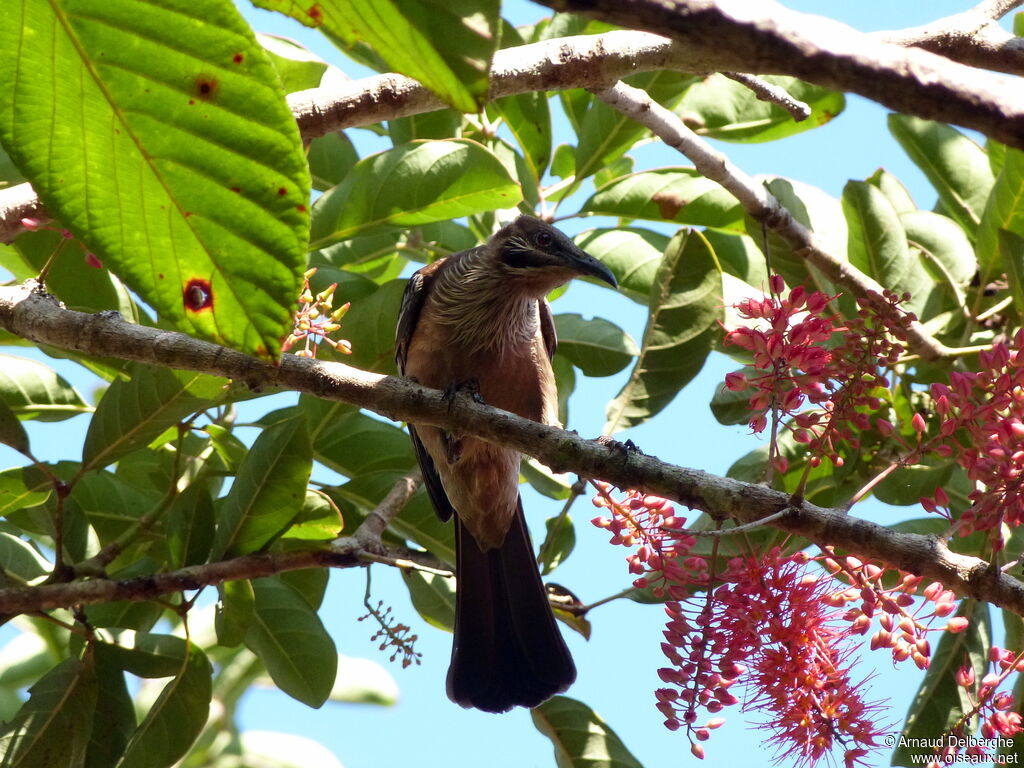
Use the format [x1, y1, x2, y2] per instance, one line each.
[531, 696, 643, 768]
[977, 147, 1024, 288]
[117, 641, 212, 768]
[245, 576, 338, 708]
[257, 33, 329, 94]
[0, 656, 98, 768]
[582, 169, 741, 230]
[553, 315, 637, 377]
[901, 210, 976, 289]
[893, 600, 990, 767]
[211, 415, 313, 558]
[842, 180, 933, 316]
[254, 0, 499, 112]
[310, 139, 520, 248]
[888, 115, 994, 238]
[574, 228, 668, 305]
[82, 365, 224, 472]
[401, 570, 456, 632]
[86, 645, 136, 768]
[0, 533, 51, 585]
[605, 230, 722, 434]
[674, 74, 844, 143]
[325, 279, 407, 374]
[0, 355, 89, 422]
[0, 0, 310, 358]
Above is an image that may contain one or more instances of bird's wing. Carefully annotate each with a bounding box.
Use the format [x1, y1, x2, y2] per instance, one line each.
[396, 261, 457, 523]
[539, 298, 557, 361]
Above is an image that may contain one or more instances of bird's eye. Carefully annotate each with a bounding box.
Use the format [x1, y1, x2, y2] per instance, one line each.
[534, 231, 553, 248]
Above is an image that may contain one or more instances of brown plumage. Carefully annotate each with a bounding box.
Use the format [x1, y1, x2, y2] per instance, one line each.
[396, 215, 617, 713]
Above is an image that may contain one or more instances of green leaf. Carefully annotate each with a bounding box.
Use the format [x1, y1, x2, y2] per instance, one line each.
[582, 169, 741, 230]
[842, 180, 918, 301]
[702, 230, 768, 289]
[308, 131, 359, 192]
[977, 147, 1024, 286]
[82, 365, 224, 471]
[999, 228, 1024, 318]
[574, 229, 668, 306]
[538, 514, 575, 576]
[0, 355, 89, 422]
[117, 641, 212, 768]
[489, 91, 552, 182]
[256, 0, 499, 112]
[282, 489, 344, 540]
[389, 109, 463, 146]
[605, 230, 723, 434]
[105, 635, 198, 679]
[245, 576, 337, 708]
[310, 409, 415, 477]
[888, 115, 994, 238]
[216, 579, 255, 648]
[0, 400, 28, 454]
[531, 696, 643, 768]
[0, 0, 310, 358]
[0, 656, 97, 768]
[86, 645, 136, 768]
[894, 600, 990, 767]
[212, 415, 312, 558]
[257, 33, 329, 93]
[575, 71, 697, 183]
[402, 569, 456, 631]
[874, 458, 954, 507]
[521, 457, 573, 501]
[310, 139, 521, 248]
[166, 482, 215, 567]
[553, 315, 638, 377]
[70, 470, 162, 546]
[901, 210, 976, 289]
[675, 74, 844, 143]
[0, 533, 51, 584]
[866, 167, 916, 213]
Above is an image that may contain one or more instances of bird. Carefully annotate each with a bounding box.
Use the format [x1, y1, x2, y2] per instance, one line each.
[395, 214, 618, 713]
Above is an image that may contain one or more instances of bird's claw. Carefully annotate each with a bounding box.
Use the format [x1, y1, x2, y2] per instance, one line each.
[442, 379, 485, 409]
[595, 436, 642, 456]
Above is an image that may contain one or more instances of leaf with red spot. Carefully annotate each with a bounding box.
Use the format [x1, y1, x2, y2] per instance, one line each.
[0, 0, 310, 359]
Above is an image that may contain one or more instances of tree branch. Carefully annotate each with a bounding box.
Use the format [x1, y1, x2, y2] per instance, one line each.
[877, 0, 1024, 76]
[531, 0, 1024, 147]
[590, 80, 951, 361]
[0, 282, 1022, 619]
[721, 72, 810, 121]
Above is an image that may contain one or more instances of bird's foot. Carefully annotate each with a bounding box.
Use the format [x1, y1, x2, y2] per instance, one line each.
[442, 378, 485, 409]
[595, 435, 642, 456]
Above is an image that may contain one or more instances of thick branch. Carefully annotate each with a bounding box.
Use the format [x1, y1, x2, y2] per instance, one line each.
[591, 80, 950, 361]
[0, 283, 1022, 618]
[877, 0, 1024, 76]
[532, 0, 1024, 148]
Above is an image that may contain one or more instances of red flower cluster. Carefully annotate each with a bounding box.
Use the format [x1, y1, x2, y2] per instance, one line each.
[592, 487, 888, 766]
[920, 329, 1024, 547]
[724, 277, 912, 470]
[821, 554, 966, 671]
[927, 647, 1024, 766]
[282, 268, 352, 359]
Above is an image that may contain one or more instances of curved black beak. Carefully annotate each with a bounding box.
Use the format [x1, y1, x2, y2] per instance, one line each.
[567, 247, 618, 289]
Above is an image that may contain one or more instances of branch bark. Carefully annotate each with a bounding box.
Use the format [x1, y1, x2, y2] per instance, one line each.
[0, 282, 1022, 619]
[531, 0, 1024, 147]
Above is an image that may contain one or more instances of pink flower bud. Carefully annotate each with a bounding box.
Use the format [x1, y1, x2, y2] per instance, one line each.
[911, 413, 926, 434]
[769, 274, 785, 295]
[19, 217, 42, 231]
[945, 617, 969, 633]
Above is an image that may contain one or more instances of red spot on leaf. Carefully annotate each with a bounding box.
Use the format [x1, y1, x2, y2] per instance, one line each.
[183, 279, 214, 312]
[85, 253, 103, 269]
[189, 99, 195, 106]
[231, 186, 241, 193]
[194, 75, 219, 101]
[158, 273, 165, 280]
[232, 53, 244, 64]
[278, 187, 287, 196]
[296, 203, 307, 213]
[184, 211, 193, 219]
[308, 3, 323, 24]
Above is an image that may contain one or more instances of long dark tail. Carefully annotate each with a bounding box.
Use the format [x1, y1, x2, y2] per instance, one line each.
[447, 497, 576, 713]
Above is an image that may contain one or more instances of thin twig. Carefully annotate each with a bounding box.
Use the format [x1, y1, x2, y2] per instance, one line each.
[664, 509, 790, 538]
[722, 72, 811, 121]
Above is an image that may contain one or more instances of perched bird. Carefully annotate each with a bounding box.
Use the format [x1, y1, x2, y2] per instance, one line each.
[396, 215, 617, 713]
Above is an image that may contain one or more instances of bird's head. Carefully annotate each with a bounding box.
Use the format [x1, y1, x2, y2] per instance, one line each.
[491, 216, 618, 296]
